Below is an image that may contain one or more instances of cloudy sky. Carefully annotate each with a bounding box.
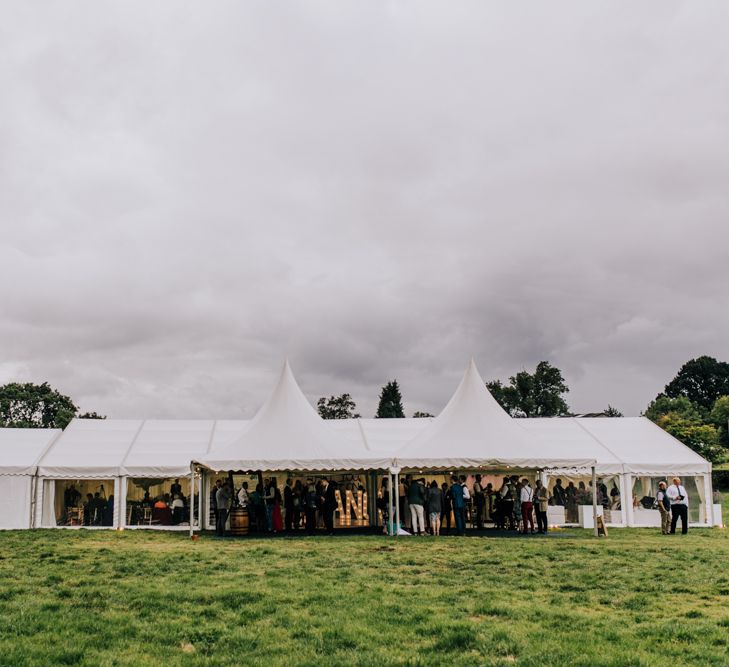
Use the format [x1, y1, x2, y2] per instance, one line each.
[1, 2, 728, 420]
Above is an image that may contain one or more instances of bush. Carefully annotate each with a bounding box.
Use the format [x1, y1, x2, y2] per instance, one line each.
[712, 470, 729, 490]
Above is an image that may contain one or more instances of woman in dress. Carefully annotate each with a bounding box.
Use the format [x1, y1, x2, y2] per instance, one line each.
[271, 478, 284, 533]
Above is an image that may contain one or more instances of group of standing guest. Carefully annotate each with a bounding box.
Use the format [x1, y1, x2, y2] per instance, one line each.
[212, 476, 342, 537]
[380, 474, 551, 536]
[655, 477, 690, 535]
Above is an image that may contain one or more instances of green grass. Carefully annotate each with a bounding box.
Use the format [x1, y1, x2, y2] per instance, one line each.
[1, 528, 728, 666]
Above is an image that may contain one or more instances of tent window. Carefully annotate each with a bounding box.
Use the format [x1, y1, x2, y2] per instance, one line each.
[41, 479, 116, 527]
[630, 476, 706, 525]
[546, 474, 623, 525]
[126, 477, 197, 527]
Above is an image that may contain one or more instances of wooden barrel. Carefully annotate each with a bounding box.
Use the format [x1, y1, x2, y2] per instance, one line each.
[229, 508, 249, 536]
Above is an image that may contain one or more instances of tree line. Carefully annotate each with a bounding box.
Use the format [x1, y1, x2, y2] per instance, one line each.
[316, 357, 729, 463]
[0, 382, 105, 429]
[2, 355, 728, 463]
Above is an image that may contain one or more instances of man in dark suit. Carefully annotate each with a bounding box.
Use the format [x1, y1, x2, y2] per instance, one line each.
[323, 478, 338, 535]
[284, 478, 295, 532]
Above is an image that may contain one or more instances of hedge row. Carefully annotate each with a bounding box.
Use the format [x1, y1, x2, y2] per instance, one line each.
[712, 470, 729, 490]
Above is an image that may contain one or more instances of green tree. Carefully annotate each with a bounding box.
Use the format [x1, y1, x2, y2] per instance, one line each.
[412, 411, 434, 418]
[376, 380, 405, 418]
[317, 394, 360, 419]
[487, 361, 570, 417]
[664, 355, 729, 413]
[645, 394, 724, 462]
[79, 411, 106, 420]
[709, 396, 729, 448]
[0, 382, 78, 429]
[652, 412, 722, 462]
[603, 405, 623, 417]
[644, 395, 703, 422]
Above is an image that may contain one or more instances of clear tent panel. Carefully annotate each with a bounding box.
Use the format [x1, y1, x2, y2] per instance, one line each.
[126, 477, 198, 527]
[204, 471, 372, 532]
[630, 475, 706, 525]
[41, 479, 116, 527]
[546, 473, 624, 525]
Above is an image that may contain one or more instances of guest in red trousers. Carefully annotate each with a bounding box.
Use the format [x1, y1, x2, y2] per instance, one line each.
[520, 478, 535, 534]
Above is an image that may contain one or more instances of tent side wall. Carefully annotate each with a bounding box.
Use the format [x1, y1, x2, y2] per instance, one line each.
[0, 475, 34, 530]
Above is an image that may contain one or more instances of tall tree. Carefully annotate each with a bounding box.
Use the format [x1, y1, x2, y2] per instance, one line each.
[644, 395, 702, 422]
[487, 361, 570, 417]
[376, 380, 405, 418]
[0, 382, 78, 429]
[709, 396, 729, 447]
[602, 405, 623, 417]
[317, 394, 360, 419]
[664, 356, 729, 413]
[644, 394, 723, 462]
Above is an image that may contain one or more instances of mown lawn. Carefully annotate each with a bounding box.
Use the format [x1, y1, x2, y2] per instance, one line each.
[1, 528, 728, 666]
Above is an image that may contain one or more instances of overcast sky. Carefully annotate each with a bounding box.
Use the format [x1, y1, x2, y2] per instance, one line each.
[1, 2, 728, 420]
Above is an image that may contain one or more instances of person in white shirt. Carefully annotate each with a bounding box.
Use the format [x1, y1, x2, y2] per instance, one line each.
[665, 476, 689, 535]
[520, 479, 535, 534]
[170, 494, 185, 524]
[237, 482, 250, 510]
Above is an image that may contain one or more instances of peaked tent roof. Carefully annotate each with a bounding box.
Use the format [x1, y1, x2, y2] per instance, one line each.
[0, 428, 62, 475]
[394, 360, 595, 470]
[195, 361, 391, 472]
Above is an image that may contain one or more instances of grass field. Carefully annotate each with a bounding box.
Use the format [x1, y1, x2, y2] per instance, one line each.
[1, 526, 728, 667]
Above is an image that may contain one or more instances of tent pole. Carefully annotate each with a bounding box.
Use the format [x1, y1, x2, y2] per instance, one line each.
[394, 472, 400, 538]
[30, 471, 39, 529]
[387, 472, 395, 537]
[592, 465, 598, 537]
[189, 464, 195, 538]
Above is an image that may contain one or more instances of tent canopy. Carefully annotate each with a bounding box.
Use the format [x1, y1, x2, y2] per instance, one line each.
[519, 418, 623, 474]
[0, 428, 61, 475]
[393, 360, 596, 471]
[123, 420, 216, 478]
[37, 419, 143, 479]
[9, 360, 709, 480]
[574, 417, 710, 475]
[195, 361, 391, 472]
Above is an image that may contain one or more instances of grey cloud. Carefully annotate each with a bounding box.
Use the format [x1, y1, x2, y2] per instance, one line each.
[1, 2, 728, 421]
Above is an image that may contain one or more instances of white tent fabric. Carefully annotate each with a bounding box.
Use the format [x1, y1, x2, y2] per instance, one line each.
[123, 420, 216, 477]
[519, 418, 623, 474]
[0, 475, 36, 529]
[326, 418, 432, 454]
[520, 418, 711, 475]
[573, 417, 710, 475]
[0, 428, 60, 530]
[195, 361, 392, 472]
[394, 360, 596, 470]
[37, 419, 143, 478]
[209, 420, 251, 452]
[0, 428, 61, 475]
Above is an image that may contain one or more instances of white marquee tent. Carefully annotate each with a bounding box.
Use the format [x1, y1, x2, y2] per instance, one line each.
[0, 428, 60, 529]
[0, 359, 718, 530]
[194, 361, 392, 473]
[393, 360, 596, 471]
